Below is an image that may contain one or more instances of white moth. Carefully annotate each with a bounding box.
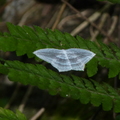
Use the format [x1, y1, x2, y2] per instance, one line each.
[33, 48, 96, 72]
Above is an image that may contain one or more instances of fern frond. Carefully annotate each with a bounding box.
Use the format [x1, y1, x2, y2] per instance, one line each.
[3, 60, 120, 113]
[0, 23, 120, 113]
[1, 23, 120, 77]
[0, 107, 27, 120]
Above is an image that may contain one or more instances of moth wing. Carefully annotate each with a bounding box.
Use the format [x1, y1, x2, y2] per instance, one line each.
[51, 49, 85, 72]
[33, 48, 95, 72]
[51, 50, 72, 72]
[66, 48, 95, 65]
[33, 48, 61, 63]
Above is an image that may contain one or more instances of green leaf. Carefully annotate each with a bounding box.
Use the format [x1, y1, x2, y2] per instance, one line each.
[61, 74, 74, 85]
[23, 26, 39, 40]
[15, 110, 27, 120]
[34, 26, 48, 40]
[76, 36, 89, 49]
[87, 41, 103, 57]
[59, 83, 70, 97]
[91, 93, 102, 106]
[64, 32, 80, 48]
[87, 57, 98, 77]
[92, 80, 107, 94]
[0, 23, 120, 113]
[46, 29, 60, 47]
[83, 78, 95, 91]
[110, 43, 120, 59]
[79, 89, 90, 104]
[49, 80, 60, 95]
[0, 37, 17, 51]
[104, 83, 119, 96]
[7, 23, 22, 37]
[0, 107, 27, 120]
[0, 64, 9, 74]
[98, 40, 115, 59]
[102, 95, 113, 111]
[108, 60, 120, 78]
[69, 86, 80, 99]
[72, 75, 85, 88]
[98, 58, 109, 67]
[114, 100, 120, 113]
[3, 60, 120, 112]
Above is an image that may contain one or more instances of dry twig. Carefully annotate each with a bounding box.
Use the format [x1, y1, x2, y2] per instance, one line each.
[30, 108, 45, 120]
[52, 1, 67, 30]
[18, 86, 33, 112]
[90, 13, 108, 41]
[71, 11, 101, 36]
[4, 83, 21, 109]
[18, 4, 40, 26]
[61, 0, 113, 41]
[103, 16, 118, 44]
